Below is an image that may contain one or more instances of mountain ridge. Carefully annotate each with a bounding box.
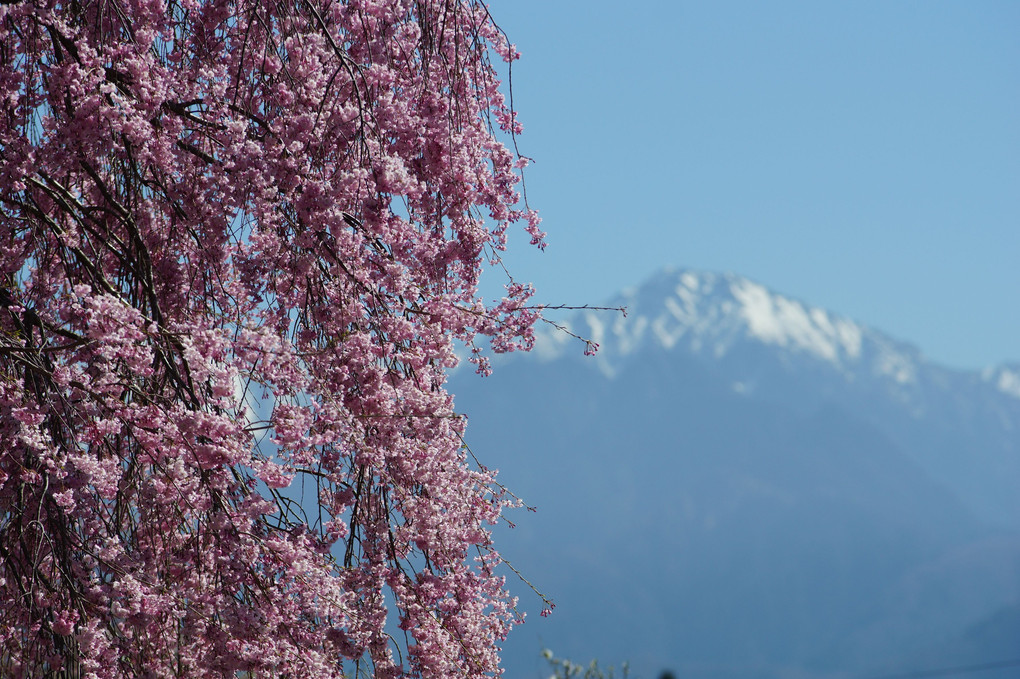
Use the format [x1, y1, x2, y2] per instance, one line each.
[449, 267, 1020, 678]
[533, 267, 1017, 394]
[507, 267, 1020, 528]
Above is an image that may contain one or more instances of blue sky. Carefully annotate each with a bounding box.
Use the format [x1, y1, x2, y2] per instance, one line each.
[482, 1, 1019, 370]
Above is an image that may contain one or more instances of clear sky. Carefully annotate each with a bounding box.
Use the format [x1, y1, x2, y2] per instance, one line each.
[481, 1, 1019, 370]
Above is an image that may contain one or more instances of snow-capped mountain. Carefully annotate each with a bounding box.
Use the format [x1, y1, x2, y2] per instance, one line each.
[534, 267, 1008, 396]
[524, 267, 1020, 529]
[534, 268, 876, 374]
[451, 268, 1020, 679]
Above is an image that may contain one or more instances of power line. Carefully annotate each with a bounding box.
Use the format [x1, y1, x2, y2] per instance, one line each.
[863, 658, 1020, 679]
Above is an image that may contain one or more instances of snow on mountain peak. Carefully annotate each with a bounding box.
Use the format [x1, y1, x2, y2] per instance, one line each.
[982, 365, 1020, 400]
[729, 278, 862, 363]
[532, 268, 920, 386]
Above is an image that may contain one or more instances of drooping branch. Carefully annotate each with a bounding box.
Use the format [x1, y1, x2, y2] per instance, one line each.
[1, 1, 545, 677]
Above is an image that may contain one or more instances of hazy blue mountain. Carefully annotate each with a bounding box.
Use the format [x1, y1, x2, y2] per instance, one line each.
[450, 268, 1020, 679]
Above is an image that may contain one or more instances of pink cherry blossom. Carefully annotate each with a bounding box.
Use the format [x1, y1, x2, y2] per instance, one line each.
[0, 1, 548, 676]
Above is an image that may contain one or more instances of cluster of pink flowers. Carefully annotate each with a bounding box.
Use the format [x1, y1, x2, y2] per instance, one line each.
[0, 0, 543, 676]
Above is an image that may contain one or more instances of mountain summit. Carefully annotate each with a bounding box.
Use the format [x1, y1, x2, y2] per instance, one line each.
[536, 268, 874, 373]
[536, 267, 1007, 391]
[522, 268, 1020, 529]
[453, 268, 1020, 679]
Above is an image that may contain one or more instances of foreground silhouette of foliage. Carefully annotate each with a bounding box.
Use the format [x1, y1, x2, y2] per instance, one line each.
[541, 649, 680, 679]
[541, 649, 632, 679]
[0, 0, 548, 676]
